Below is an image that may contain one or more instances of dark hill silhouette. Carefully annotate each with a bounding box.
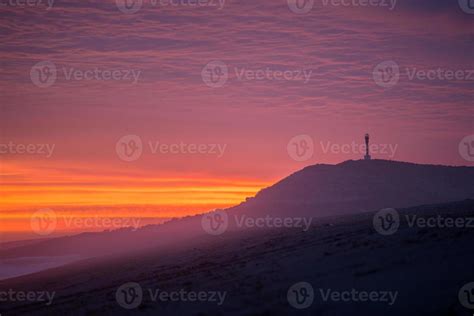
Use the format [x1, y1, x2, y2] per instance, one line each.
[231, 159, 474, 217]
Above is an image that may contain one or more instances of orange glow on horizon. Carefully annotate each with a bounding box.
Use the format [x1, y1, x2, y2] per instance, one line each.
[0, 161, 272, 236]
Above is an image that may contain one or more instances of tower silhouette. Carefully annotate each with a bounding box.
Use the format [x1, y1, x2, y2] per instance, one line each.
[364, 133, 371, 160]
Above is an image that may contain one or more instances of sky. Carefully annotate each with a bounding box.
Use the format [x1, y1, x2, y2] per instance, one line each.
[0, 0, 473, 241]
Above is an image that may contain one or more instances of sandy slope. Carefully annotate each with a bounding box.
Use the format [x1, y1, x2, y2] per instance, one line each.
[1, 200, 474, 315]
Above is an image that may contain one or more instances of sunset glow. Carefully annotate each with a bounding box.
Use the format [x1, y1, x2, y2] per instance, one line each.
[1, 0, 473, 242]
[0, 160, 270, 238]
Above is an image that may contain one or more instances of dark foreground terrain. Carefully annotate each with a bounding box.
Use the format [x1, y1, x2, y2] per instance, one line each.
[1, 199, 474, 315]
